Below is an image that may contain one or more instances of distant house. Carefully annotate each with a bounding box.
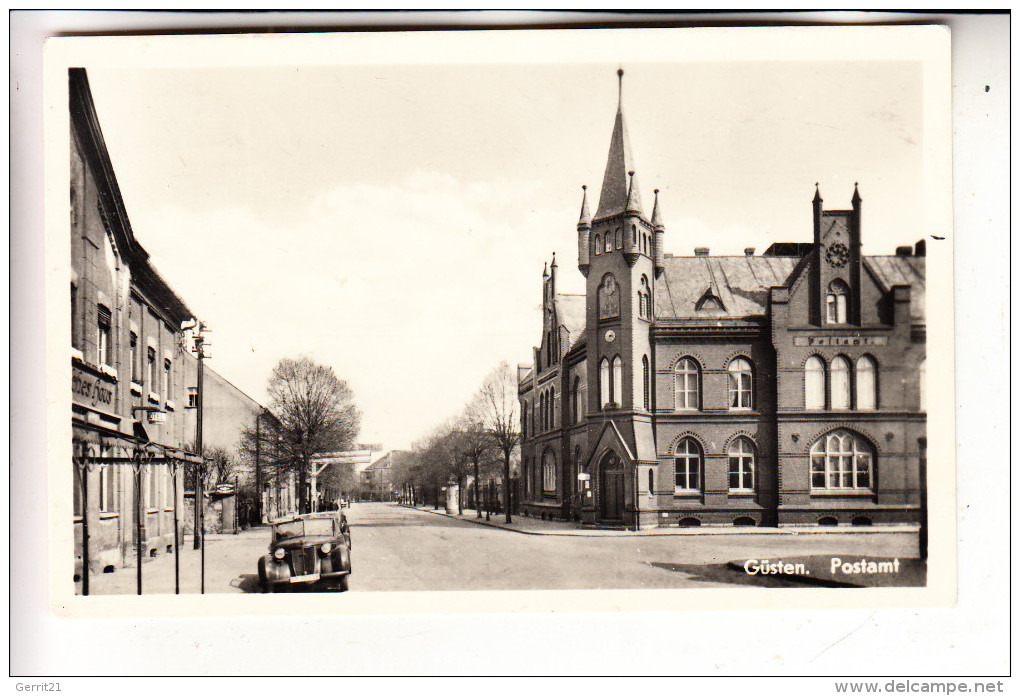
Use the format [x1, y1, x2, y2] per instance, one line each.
[361, 451, 411, 502]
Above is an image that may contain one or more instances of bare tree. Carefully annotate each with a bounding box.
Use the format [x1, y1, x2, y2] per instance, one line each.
[261, 356, 361, 514]
[460, 393, 495, 517]
[478, 361, 520, 523]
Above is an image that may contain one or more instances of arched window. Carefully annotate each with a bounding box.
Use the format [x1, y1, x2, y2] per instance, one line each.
[728, 358, 753, 410]
[642, 355, 650, 410]
[805, 356, 826, 409]
[615, 228, 623, 249]
[571, 377, 581, 425]
[856, 356, 877, 410]
[632, 225, 637, 244]
[594, 234, 602, 255]
[919, 358, 927, 411]
[810, 430, 873, 490]
[598, 274, 620, 319]
[600, 358, 610, 408]
[639, 276, 651, 319]
[647, 468, 654, 493]
[674, 358, 699, 410]
[542, 449, 557, 493]
[612, 356, 623, 406]
[831, 356, 851, 410]
[549, 387, 556, 428]
[826, 279, 850, 324]
[521, 403, 528, 439]
[674, 438, 702, 491]
[728, 437, 755, 491]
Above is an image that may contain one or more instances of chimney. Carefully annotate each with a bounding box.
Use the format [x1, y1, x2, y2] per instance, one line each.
[744, 247, 755, 257]
[914, 239, 926, 257]
[895, 246, 913, 257]
[694, 247, 710, 257]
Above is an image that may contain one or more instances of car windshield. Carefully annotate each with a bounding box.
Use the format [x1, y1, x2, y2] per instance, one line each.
[273, 518, 336, 541]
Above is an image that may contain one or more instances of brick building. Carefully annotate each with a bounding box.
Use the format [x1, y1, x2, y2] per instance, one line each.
[69, 68, 288, 589]
[518, 73, 926, 529]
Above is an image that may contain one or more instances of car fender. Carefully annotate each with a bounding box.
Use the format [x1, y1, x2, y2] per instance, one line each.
[262, 554, 292, 583]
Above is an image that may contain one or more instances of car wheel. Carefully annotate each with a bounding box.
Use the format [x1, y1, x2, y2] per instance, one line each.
[257, 558, 268, 593]
[336, 575, 349, 592]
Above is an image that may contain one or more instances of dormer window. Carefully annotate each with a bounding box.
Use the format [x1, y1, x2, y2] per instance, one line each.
[696, 292, 724, 312]
[826, 279, 849, 324]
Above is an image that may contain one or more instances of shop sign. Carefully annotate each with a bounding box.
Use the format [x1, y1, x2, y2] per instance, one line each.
[72, 366, 114, 409]
[794, 336, 888, 347]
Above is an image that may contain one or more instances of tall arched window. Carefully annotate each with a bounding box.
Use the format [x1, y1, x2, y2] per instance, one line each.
[805, 356, 826, 409]
[831, 356, 851, 410]
[856, 356, 877, 410]
[600, 358, 610, 408]
[728, 437, 755, 491]
[675, 358, 700, 410]
[594, 234, 602, 255]
[632, 225, 638, 244]
[615, 228, 623, 249]
[810, 429, 873, 490]
[571, 377, 581, 425]
[542, 449, 557, 493]
[642, 355, 650, 410]
[639, 276, 651, 319]
[612, 356, 623, 406]
[826, 279, 850, 324]
[521, 403, 528, 439]
[549, 387, 556, 428]
[728, 358, 754, 410]
[919, 358, 927, 411]
[674, 438, 702, 491]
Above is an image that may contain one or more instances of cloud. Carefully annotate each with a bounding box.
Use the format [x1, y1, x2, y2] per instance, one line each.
[136, 170, 573, 449]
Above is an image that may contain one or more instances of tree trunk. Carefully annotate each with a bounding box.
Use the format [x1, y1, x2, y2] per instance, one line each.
[473, 458, 481, 518]
[457, 475, 464, 515]
[503, 450, 512, 524]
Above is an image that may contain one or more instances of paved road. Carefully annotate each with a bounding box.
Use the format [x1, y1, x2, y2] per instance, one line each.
[343, 503, 918, 591]
[76, 502, 919, 593]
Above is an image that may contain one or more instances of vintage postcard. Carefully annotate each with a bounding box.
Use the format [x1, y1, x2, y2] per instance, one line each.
[42, 25, 954, 618]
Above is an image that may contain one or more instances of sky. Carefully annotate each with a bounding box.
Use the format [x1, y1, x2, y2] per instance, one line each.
[82, 52, 923, 451]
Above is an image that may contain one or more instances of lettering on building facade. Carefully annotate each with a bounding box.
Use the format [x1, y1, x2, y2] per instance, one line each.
[793, 336, 888, 347]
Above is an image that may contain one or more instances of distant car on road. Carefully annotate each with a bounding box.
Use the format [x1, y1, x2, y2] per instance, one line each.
[258, 511, 352, 592]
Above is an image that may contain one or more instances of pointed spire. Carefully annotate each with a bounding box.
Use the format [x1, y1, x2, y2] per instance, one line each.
[595, 69, 641, 219]
[852, 181, 862, 205]
[651, 188, 664, 229]
[813, 182, 822, 203]
[577, 185, 591, 229]
[550, 252, 557, 268]
[542, 261, 548, 278]
[625, 170, 643, 215]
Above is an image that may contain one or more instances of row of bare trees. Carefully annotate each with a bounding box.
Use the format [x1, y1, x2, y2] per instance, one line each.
[393, 361, 521, 523]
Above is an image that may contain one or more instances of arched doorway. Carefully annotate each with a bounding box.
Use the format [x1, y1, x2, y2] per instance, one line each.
[599, 450, 624, 521]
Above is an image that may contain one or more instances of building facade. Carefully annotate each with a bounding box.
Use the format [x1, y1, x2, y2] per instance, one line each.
[518, 74, 927, 529]
[70, 67, 199, 579]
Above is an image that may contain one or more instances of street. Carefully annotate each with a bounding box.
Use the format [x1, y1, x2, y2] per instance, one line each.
[77, 502, 921, 594]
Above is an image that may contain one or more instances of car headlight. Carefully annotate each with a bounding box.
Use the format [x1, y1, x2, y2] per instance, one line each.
[320, 542, 332, 554]
[273, 548, 286, 560]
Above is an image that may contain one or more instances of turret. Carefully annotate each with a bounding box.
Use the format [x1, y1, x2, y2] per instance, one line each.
[812, 182, 823, 244]
[651, 188, 665, 278]
[577, 185, 591, 276]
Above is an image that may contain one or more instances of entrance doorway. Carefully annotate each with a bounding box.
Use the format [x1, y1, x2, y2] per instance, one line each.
[599, 451, 624, 521]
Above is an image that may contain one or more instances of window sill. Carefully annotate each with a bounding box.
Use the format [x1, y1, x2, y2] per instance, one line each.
[71, 347, 85, 362]
[728, 490, 755, 497]
[147, 392, 161, 405]
[165, 400, 176, 411]
[673, 490, 701, 497]
[130, 382, 143, 396]
[810, 489, 874, 497]
[146, 507, 158, 514]
[100, 364, 118, 380]
[98, 512, 119, 520]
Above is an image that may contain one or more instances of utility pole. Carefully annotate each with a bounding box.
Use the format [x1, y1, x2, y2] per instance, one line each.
[188, 320, 210, 593]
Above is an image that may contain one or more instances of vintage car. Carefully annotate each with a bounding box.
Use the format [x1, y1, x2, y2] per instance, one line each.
[258, 511, 352, 592]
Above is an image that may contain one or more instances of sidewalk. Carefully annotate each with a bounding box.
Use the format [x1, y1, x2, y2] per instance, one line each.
[400, 504, 920, 538]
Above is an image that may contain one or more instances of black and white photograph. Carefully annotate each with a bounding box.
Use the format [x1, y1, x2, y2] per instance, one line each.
[55, 26, 954, 601]
[12, 12, 1009, 680]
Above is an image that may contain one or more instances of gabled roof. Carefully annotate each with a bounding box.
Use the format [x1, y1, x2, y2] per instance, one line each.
[656, 255, 799, 319]
[865, 256, 926, 321]
[556, 293, 586, 342]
